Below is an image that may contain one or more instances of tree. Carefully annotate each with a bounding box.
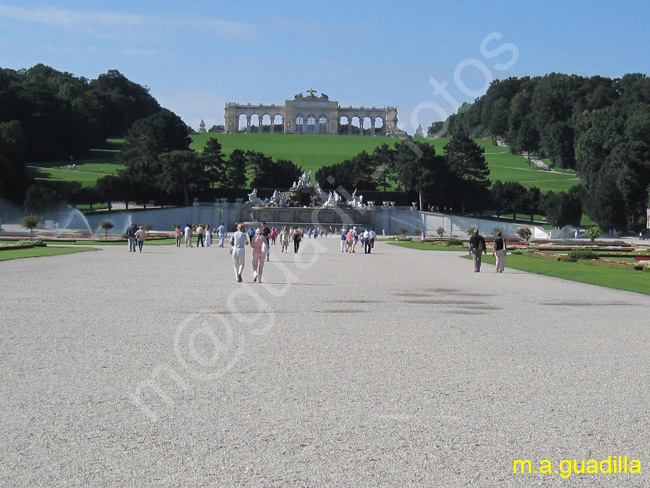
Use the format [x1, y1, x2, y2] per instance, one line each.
[21, 214, 41, 239]
[119, 108, 191, 202]
[99, 220, 114, 238]
[371, 144, 396, 191]
[225, 149, 248, 189]
[158, 150, 209, 206]
[516, 227, 532, 242]
[201, 137, 226, 188]
[542, 189, 582, 228]
[444, 135, 490, 213]
[587, 225, 602, 242]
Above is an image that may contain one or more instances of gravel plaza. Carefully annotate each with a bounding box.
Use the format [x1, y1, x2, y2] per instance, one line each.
[1, 237, 649, 487]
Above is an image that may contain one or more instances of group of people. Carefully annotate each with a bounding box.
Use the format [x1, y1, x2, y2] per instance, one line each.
[174, 223, 228, 248]
[468, 229, 507, 273]
[339, 227, 376, 254]
[125, 221, 146, 253]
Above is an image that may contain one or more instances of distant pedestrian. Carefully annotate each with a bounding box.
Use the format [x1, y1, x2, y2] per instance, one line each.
[251, 228, 267, 283]
[196, 224, 204, 247]
[217, 223, 227, 247]
[493, 231, 506, 273]
[292, 228, 303, 253]
[205, 225, 212, 247]
[174, 225, 182, 247]
[340, 228, 347, 252]
[230, 224, 248, 282]
[184, 224, 192, 247]
[280, 226, 289, 253]
[135, 226, 145, 253]
[468, 229, 487, 272]
[261, 222, 271, 261]
[126, 221, 137, 252]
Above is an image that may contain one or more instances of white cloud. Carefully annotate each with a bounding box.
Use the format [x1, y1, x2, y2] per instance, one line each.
[0, 4, 251, 39]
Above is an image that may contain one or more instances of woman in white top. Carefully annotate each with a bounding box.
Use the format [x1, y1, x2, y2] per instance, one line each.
[229, 223, 249, 282]
[205, 225, 212, 247]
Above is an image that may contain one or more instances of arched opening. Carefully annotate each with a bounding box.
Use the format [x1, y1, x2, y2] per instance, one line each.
[238, 114, 248, 133]
[318, 115, 327, 134]
[249, 114, 260, 133]
[350, 116, 361, 135]
[307, 115, 316, 133]
[374, 116, 385, 136]
[272, 114, 284, 133]
[363, 116, 372, 135]
[339, 115, 349, 135]
[295, 115, 304, 133]
[261, 114, 272, 133]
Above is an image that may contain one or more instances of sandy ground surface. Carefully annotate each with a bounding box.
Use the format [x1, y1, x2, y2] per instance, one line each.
[1, 237, 649, 487]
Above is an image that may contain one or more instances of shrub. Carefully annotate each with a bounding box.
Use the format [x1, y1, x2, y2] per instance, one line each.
[587, 226, 602, 242]
[436, 226, 445, 237]
[516, 227, 532, 242]
[144, 223, 154, 232]
[492, 226, 504, 237]
[568, 248, 599, 260]
[446, 238, 464, 246]
[466, 225, 478, 236]
[413, 228, 422, 236]
[99, 220, 114, 238]
[397, 227, 408, 236]
[21, 214, 41, 239]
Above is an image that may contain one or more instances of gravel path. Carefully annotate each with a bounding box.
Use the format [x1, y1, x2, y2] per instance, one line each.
[1, 238, 649, 487]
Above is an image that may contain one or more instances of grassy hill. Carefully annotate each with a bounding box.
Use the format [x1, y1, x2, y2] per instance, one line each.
[27, 133, 579, 192]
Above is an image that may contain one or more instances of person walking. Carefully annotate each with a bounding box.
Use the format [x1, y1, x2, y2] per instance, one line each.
[135, 225, 146, 253]
[205, 225, 212, 247]
[261, 222, 271, 262]
[126, 221, 137, 252]
[229, 224, 248, 282]
[251, 228, 268, 283]
[280, 226, 289, 253]
[363, 229, 371, 254]
[184, 223, 192, 247]
[217, 223, 227, 247]
[195, 224, 204, 247]
[174, 224, 182, 247]
[369, 229, 376, 251]
[292, 227, 303, 253]
[468, 229, 487, 272]
[493, 231, 507, 273]
[340, 228, 347, 252]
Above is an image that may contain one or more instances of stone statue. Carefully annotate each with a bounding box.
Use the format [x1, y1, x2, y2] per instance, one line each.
[197, 119, 207, 133]
[415, 124, 424, 138]
[347, 189, 365, 208]
[247, 189, 266, 205]
[323, 192, 336, 207]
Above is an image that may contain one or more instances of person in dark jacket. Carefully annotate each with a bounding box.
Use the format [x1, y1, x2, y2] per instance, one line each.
[468, 229, 486, 272]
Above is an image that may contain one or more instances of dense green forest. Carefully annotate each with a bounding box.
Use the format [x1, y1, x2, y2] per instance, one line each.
[435, 73, 650, 231]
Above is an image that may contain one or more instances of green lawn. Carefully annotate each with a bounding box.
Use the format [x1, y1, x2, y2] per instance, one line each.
[27, 159, 124, 187]
[389, 241, 650, 295]
[190, 134, 578, 193]
[0, 246, 97, 261]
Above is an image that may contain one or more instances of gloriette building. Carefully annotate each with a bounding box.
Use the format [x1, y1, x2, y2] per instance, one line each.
[224, 89, 398, 136]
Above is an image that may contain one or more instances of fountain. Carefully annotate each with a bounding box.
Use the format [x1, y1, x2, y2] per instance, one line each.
[55, 208, 95, 238]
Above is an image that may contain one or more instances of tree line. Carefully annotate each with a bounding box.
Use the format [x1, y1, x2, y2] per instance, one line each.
[435, 72, 650, 231]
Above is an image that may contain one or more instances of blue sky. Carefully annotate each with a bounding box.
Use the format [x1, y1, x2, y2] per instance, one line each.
[1, 1, 649, 134]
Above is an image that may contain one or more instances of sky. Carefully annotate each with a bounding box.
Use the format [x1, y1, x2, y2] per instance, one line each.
[1, 0, 649, 134]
